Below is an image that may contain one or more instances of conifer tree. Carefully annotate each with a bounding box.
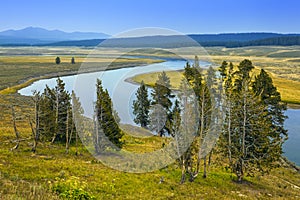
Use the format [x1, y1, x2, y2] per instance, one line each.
[95, 79, 123, 150]
[133, 81, 150, 128]
[150, 71, 174, 136]
[52, 78, 71, 143]
[252, 69, 288, 168]
[55, 57, 61, 64]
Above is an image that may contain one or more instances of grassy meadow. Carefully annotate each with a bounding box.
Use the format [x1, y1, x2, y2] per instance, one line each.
[0, 46, 300, 199]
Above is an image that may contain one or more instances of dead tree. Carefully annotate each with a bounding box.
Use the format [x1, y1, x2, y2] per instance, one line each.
[11, 105, 20, 150]
[30, 92, 40, 153]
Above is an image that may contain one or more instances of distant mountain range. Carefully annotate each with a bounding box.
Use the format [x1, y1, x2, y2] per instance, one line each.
[0, 27, 300, 48]
[0, 27, 110, 45]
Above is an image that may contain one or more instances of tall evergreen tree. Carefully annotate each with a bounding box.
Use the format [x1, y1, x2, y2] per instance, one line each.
[55, 57, 61, 64]
[39, 85, 56, 141]
[52, 78, 71, 143]
[95, 79, 123, 150]
[169, 99, 181, 138]
[71, 91, 83, 155]
[252, 69, 288, 167]
[219, 61, 228, 79]
[150, 71, 174, 136]
[133, 81, 150, 128]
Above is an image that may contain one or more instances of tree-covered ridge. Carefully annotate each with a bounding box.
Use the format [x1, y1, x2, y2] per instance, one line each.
[26, 33, 300, 48]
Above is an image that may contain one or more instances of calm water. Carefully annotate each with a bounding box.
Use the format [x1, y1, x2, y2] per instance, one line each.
[18, 61, 300, 166]
[283, 109, 300, 166]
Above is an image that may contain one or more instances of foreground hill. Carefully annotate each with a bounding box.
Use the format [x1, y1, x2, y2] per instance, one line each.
[0, 103, 299, 199]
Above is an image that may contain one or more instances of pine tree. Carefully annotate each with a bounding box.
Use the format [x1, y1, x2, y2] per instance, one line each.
[71, 57, 75, 64]
[150, 71, 174, 136]
[133, 81, 150, 128]
[71, 91, 83, 155]
[55, 57, 61, 64]
[169, 99, 181, 138]
[95, 79, 123, 150]
[52, 78, 71, 143]
[218, 61, 235, 167]
[252, 69, 288, 168]
[219, 61, 228, 79]
[39, 85, 56, 141]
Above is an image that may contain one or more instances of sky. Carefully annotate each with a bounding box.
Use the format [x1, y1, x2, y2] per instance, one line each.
[2, 0, 300, 35]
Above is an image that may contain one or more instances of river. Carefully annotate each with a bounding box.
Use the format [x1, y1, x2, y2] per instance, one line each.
[18, 60, 300, 166]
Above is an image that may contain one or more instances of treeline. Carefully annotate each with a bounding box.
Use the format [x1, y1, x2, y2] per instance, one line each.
[132, 57, 288, 183]
[206, 36, 300, 48]
[25, 34, 300, 48]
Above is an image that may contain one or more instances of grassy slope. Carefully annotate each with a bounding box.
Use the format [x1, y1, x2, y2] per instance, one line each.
[0, 89, 299, 199]
[0, 122, 299, 199]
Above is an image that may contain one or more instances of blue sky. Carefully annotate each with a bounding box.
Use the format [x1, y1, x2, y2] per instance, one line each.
[2, 0, 300, 34]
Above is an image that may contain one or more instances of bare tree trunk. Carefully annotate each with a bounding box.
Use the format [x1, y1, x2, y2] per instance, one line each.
[180, 158, 186, 184]
[196, 88, 205, 175]
[203, 155, 207, 178]
[208, 149, 213, 167]
[228, 104, 232, 167]
[236, 159, 244, 183]
[30, 96, 40, 153]
[75, 124, 78, 155]
[237, 83, 247, 183]
[65, 108, 69, 154]
[11, 106, 20, 150]
[93, 111, 100, 154]
[68, 116, 74, 154]
[51, 91, 59, 143]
